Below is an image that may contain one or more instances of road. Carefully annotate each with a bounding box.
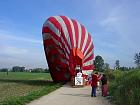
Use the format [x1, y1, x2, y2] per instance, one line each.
[27, 84, 111, 105]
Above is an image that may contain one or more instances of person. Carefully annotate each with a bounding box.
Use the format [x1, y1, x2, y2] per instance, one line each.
[97, 73, 102, 91]
[91, 72, 98, 97]
[76, 70, 82, 77]
[97, 81, 100, 91]
[88, 74, 92, 85]
[101, 74, 108, 97]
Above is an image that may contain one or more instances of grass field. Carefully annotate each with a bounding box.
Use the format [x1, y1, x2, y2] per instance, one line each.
[0, 72, 62, 105]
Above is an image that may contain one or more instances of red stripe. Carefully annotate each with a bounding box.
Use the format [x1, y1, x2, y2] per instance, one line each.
[44, 39, 57, 55]
[60, 16, 74, 47]
[47, 17, 61, 30]
[85, 43, 94, 57]
[83, 54, 94, 63]
[80, 25, 86, 50]
[42, 27, 59, 41]
[82, 65, 94, 70]
[83, 34, 91, 54]
[72, 19, 79, 48]
[44, 39, 68, 64]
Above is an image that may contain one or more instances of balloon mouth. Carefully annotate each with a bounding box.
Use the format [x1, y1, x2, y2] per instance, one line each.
[72, 48, 84, 65]
[72, 48, 84, 60]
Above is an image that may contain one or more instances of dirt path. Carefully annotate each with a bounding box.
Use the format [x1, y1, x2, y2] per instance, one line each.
[27, 84, 111, 105]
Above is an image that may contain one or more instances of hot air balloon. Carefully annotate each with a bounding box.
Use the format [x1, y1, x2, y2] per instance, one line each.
[42, 16, 94, 82]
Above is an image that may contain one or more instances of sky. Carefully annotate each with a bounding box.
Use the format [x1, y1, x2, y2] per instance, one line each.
[0, 0, 140, 69]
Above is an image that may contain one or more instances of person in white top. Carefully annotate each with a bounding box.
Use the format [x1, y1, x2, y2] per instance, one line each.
[77, 70, 82, 77]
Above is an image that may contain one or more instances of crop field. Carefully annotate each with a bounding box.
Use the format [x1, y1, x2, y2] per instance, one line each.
[0, 72, 62, 105]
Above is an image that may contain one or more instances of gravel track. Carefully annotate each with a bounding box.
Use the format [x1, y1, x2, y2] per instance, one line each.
[27, 84, 111, 105]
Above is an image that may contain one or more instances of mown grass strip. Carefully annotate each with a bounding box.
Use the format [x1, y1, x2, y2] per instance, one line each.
[0, 83, 62, 105]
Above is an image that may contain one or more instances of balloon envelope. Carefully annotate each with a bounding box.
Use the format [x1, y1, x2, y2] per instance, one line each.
[42, 16, 94, 82]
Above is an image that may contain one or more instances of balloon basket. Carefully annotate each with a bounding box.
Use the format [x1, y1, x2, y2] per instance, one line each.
[70, 76, 87, 88]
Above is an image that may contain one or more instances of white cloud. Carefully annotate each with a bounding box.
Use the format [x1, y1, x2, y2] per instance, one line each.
[0, 45, 47, 69]
[0, 45, 28, 55]
[0, 19, 46, 69]
[100, 5, 140, 50]
[0, 30, 42, 44]
[92, 2, 140, 68]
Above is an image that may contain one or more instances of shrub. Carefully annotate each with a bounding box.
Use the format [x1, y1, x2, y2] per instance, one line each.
[109, 69, 140, 105]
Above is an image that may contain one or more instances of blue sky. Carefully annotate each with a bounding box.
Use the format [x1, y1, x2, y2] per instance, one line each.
[0, 0, 140, 69]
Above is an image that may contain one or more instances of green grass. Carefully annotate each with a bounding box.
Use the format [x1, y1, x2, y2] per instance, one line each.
[109, 69, 140, 105]
[0, 72, 52, 80]
[0, 72, 62, 105]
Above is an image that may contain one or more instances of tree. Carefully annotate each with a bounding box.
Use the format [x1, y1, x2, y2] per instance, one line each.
[103, 63, 110, 70]
[115, 60, 120, 70]
[44, 68, 50, 73]
[94, 55, 104, 72]
[0, 68, 8, 72]
[31, 68, 45, 73]
[119, 66, 129, 71]
[134, 52, 140, 68]
[12, 66, 25, 72]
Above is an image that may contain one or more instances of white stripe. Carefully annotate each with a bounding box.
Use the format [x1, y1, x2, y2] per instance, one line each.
[84, 51, 93, 61]
[58, 47, 69, 61]
[57, 49, 64, 55]
[42, 33, 51, 40]
[61, 47, 69, 60]
[82, 70, 93, 75]
[60, 48, 69, 60]
[45, 46, 55, 55]
[77, 21, 82, 49]
[44, 20, 60, 37]
[58, 48, 69, 60]
[84, 38, 93, 56]
[83, 59, 93, 66]
[66, 53, 69, 59]
[60, 36, 70, 54]
[45, 46, 69, 65]
[60, 37, 70, 60]
[81, 29, 88, 52]
[60, 58, 69, 64]
[67, 18, 76, 47]
[54, 16, 72, 49]
[43, 33, 59, 45]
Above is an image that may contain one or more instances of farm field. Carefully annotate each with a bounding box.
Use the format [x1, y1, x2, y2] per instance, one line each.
[0, 72, 62, 105]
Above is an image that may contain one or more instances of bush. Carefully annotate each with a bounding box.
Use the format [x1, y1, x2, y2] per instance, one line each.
[109, 69, 140, 105]
[104, 69, 115, 81]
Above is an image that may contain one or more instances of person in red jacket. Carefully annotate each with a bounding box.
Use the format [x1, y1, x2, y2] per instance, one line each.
[91, 72, 98, 97]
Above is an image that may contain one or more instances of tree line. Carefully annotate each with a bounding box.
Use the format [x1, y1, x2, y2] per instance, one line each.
[94, 52, 140, 72]
[0, 66, 49, 73]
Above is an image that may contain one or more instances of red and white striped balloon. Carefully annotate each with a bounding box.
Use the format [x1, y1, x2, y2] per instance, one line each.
[42, 16, 94, 82]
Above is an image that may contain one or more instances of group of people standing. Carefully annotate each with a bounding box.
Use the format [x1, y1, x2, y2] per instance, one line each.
[90, 72, 108, 97]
